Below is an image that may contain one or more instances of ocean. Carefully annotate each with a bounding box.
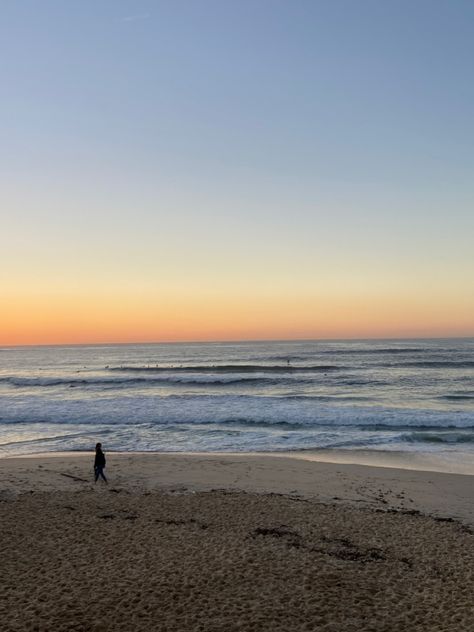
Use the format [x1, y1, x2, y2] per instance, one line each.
[1, 339, 473, 465]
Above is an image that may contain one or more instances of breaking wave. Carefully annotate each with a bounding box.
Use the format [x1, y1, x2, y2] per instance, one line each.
[402, 431, 474, 444]
[395, 361, 474, 369]
[0, 375, 280, 388]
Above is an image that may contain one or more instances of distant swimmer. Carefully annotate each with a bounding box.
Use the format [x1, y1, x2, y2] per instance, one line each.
[94, 442, 107, 484]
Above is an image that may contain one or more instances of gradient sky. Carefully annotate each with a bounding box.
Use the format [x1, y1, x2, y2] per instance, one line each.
[1, 0, 473, 345]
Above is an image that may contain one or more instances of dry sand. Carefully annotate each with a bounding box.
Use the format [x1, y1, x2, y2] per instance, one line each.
[1, 452, 474, 631]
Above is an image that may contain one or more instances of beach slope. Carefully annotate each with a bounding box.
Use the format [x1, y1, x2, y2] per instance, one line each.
[1, 453, 474, 631]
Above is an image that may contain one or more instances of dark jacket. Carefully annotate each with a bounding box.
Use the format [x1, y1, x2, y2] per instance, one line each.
[94, 449, 106, 468]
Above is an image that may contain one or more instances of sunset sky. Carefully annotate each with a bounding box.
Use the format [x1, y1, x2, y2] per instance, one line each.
[1, 1, 473, 345]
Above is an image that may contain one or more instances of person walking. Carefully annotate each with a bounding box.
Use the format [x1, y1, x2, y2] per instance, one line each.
[94, 442, 107, 483]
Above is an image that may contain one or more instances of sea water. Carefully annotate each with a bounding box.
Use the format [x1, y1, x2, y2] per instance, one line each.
[0, 339, 473, 463]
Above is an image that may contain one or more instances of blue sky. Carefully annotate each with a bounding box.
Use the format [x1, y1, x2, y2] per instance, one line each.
[1, 1, 473, 342]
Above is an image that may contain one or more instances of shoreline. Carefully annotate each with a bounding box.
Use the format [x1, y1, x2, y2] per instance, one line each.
[2, 450, 474, 525]
[4, 445, 474, 475]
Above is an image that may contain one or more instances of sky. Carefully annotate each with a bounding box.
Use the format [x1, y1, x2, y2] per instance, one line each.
[1, 0, 473, 345]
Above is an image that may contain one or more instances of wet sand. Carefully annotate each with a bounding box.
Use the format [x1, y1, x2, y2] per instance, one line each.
[1, 452, 474, 631]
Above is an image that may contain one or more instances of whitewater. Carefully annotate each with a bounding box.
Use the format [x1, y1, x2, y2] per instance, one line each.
[0, 339, 473, 461]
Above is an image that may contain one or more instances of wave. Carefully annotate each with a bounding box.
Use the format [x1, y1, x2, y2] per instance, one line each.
[209, 349, 426, 362]
[322, 348, 427, 355]
[283, 394, 372, 402]
[0, 429, 111, 449]
[0, 374, 419, 390]
[264, 355, 314, 362]
[358, 422, 474, 431]
[402, 431, 474, 444]
[439, 394, 474, 401]
[394, 361, 474, 369]
[339, 379, 389, 386]
[1, 394, 473, 429]
[107, 364, 342, 373]
[0, 375, 280, 388]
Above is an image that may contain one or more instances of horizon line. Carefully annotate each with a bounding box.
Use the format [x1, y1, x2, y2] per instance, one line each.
[1, 334, 473, 350]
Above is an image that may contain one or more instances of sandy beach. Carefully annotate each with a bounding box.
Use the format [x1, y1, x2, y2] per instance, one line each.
[1, 452, 474, 631]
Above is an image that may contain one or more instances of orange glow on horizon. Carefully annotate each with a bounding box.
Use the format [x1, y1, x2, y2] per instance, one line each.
[1, 288, 473, 346]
